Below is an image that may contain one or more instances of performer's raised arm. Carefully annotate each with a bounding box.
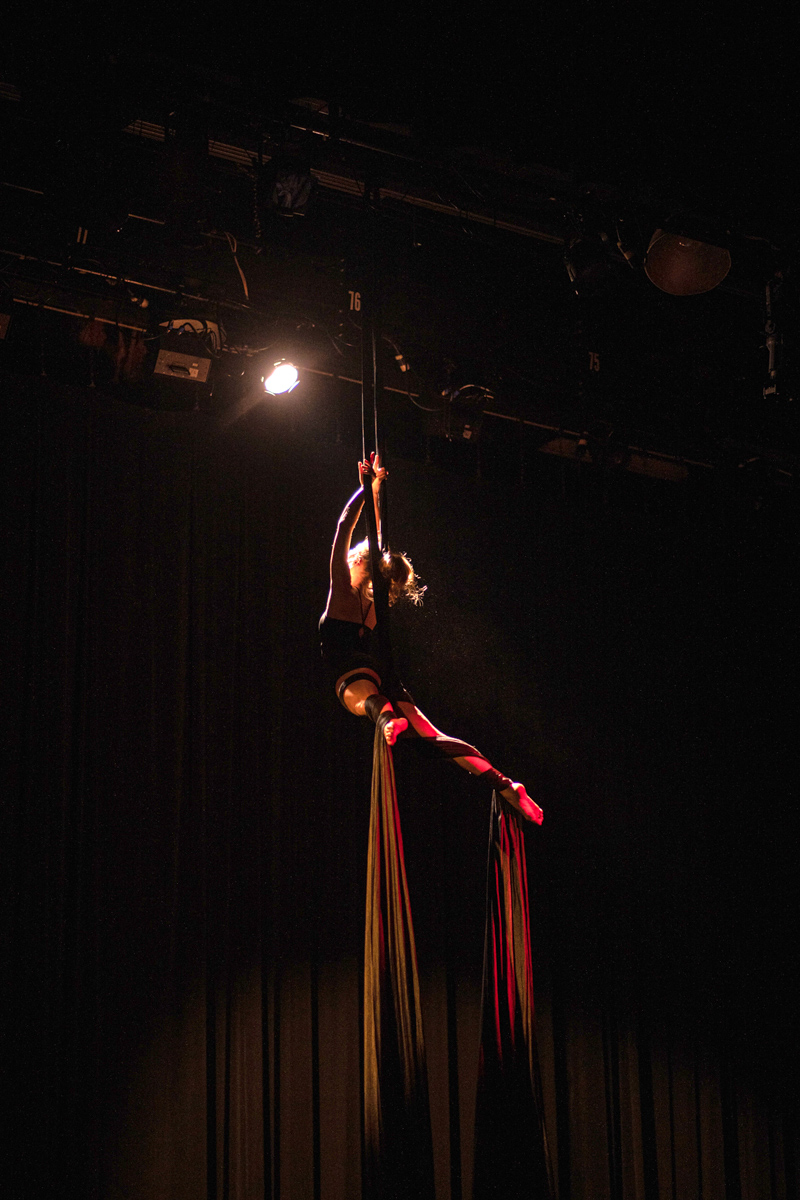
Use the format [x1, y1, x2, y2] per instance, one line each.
[326, 454, 388, 615]
[328, 483, 365, 601]
[359, 451, 386, 551]
[319, 461, 542, 824]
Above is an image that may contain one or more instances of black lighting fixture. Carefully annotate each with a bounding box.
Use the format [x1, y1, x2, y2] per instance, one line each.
[571, 424, 629, 468]
[153, 317, 223, 385]
[257, 147, 314, 219]
[644, 216, 731, 296]
[563, 201, 634, 297]
[273, 160, 313, 216]
[442, 384, 492, 442]
[564, 231, 625, 297]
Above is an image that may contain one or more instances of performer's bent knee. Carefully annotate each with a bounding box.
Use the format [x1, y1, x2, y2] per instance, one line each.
[336, 667, 382, 707]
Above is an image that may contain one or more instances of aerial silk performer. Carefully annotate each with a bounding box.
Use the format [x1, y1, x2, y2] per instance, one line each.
[319, 456, 544, 1197]
[319, 456, 543, 825]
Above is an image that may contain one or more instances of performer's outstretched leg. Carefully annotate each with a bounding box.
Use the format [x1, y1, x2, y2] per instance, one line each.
[336, 671, 542, 824]
[391, 700, 543, 825]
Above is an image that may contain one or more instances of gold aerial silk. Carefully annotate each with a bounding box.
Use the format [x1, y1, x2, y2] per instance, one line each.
[363, 725, 434, 1199]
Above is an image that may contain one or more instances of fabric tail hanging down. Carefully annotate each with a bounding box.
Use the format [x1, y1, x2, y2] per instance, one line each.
[363, 725, 435, 1200]
[473, 793, 555, 1200]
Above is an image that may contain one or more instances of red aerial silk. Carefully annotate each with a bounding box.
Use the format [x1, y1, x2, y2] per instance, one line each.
[473, 793, 555, 1199]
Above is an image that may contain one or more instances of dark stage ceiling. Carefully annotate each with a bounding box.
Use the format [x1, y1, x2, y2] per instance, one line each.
[2, 17, 799, 499]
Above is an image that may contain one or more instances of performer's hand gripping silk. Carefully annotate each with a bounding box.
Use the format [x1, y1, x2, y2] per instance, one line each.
[319, 456, 543, 824]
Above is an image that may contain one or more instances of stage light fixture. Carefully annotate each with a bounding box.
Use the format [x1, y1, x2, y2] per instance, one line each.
[154, 318, 223, 384]
[263, 360, 300, 394]
[443, 384, 491, 442]
[565, 232, 621, 296]
[273, 165, 313, 216]
[644, 228, 731, 296]
[258, 151, 314, 218]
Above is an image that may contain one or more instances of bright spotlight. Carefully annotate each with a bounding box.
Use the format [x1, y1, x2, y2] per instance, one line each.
[263, 361, 300, 395]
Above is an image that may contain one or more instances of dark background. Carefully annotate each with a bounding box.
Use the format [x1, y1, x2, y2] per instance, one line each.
[2, 12, 798, 1200]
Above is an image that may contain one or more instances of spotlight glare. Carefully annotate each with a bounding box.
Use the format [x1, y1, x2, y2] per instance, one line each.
[263, 361, 300, 395]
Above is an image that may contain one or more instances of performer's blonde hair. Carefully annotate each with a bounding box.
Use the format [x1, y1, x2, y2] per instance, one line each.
[348, 540, 426, 606]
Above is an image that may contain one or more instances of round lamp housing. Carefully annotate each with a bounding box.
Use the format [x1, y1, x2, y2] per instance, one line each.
[644, 229, 731, 296]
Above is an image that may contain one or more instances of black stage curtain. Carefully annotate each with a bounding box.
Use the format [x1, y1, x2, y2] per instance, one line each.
[2, 375, 797, 1199]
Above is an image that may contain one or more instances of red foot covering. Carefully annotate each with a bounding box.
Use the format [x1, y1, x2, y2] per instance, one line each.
[363, 727, 435, 1200]
[473, 794, 555, 1199]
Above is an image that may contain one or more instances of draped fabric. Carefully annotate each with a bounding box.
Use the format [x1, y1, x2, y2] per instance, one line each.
[359, 416, 436, 1194]
[364, 728, 435, 1199]
[473, 794, 554, 1199]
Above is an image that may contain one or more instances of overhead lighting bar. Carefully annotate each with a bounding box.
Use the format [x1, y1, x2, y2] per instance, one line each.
[121, 121, 564, 244]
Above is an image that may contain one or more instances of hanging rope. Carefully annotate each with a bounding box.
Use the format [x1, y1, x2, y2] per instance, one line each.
[473, 793, 555, 1199]
[361, 466, 392, 679]
[359, 180, 392, 673]
[359, 182, 434, 1198]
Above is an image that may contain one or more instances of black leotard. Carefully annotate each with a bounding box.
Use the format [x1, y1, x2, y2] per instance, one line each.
[319, 615, 380, 678]
[319, 614, 412, 703]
